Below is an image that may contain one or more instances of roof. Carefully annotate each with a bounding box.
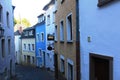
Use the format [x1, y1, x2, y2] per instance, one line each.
[21, 27, 35, 39]
[14, 30, 21, 35]
[43, 0, 55, 11]
[23, 26, 35, 31]
[33, 21, 45, 28]
[37, 14, 44, 18]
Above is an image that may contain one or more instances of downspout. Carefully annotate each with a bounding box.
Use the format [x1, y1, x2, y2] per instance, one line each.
[20, 37, 22, 64]
[34, 28, 37, 67]
[76, 0, 80, 80]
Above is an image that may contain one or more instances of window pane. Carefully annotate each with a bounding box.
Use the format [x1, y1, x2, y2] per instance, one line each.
[2, 39, 5, 57]
[67, 14, 72, 41]
[8, 39, 10, 54]
[0, 6, 2, 23]
[60, 21, 64, 41]
[6, 12, 9, 27]
[41, 33, 44, 41]
[55, 25, 57, 41]
[32, 44, 34, 51]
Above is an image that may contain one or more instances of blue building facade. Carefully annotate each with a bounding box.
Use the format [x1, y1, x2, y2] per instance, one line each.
[35, 14, 46, 67]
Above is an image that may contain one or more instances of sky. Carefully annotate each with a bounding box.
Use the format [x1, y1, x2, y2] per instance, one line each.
[12, 0, 50, 26]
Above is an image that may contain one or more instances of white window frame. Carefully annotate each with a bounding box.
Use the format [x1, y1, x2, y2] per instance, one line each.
[24, 31, 28, 36]
[60, 20, 64, 41]
[67, 58, 74, 80]
[39, 18, 42, 23]
[43, 16, 45, 21]
[60, 55, 65, 73]
[28, 44, 31, 51]
[53, 12, 55, 23]
[41, 32, 44, 42]
[6, 12, 10, 28]
[23, 44, 26, 50]
[55, 25, 58, 41]
[36, 33, 40, 42]
[39, 49, 42, 57]
[47, 15, 50, 25]
[29, 30, 33, 36]
[31, 44, 35, 51]
[66, 13, 72, 41]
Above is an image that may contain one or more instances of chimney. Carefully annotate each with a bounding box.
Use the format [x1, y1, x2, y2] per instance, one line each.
[19, 26, 23, 34]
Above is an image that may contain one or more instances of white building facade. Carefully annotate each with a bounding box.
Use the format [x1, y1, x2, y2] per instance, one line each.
[14, 30, 22, 64]
[0, 0, 15, 79]
[21, 27, 36, 66]
[80, 0, 120, 80]
[43, 0, 55, 71]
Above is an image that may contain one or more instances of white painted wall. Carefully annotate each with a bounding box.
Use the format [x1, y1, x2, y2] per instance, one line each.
[21, 38, 36, 65]
[80, 1, 120, 80]
[0, 0, 15, 79]
[45, 4, 55, 71]
[15, 35, 21, 64]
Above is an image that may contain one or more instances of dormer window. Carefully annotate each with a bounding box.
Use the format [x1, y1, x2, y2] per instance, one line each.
[38, 14, 45, 23]
[24, 31, 28, 36]
[98, 0, 113, 7]
[29, 30, 33, 36]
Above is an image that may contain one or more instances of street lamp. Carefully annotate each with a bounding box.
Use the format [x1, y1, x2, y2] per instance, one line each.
[47, 42, 54, 51]
[0, 26, 4, 38]
[47, 45, 52, 51]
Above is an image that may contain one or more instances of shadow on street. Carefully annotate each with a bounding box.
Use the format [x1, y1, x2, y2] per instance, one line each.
[12, 64, 55, 80]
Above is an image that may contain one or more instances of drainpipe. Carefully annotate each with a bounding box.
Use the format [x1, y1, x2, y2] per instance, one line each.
[34, 28, 37, 67]
[76, 0, 80, 80]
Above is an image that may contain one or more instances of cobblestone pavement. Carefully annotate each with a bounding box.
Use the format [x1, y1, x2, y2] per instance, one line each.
[12, 64, 55, 80]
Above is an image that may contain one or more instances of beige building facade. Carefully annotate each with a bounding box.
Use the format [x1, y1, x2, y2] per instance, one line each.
[54, 0, 80, 80]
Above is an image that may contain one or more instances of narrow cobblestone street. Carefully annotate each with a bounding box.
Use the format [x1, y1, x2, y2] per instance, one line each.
[13, 64, 55, 80]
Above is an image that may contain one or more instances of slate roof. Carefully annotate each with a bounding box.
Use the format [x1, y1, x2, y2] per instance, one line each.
[33, 21, 45, 28]
[37, 14, 44, 18]
[43, 0, 55, 11]
[23, 26, 35, 31]
[14, 30, 21, 35]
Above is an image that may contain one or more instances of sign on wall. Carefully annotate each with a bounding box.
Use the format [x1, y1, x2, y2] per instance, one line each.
[47, 34, 54, 40]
